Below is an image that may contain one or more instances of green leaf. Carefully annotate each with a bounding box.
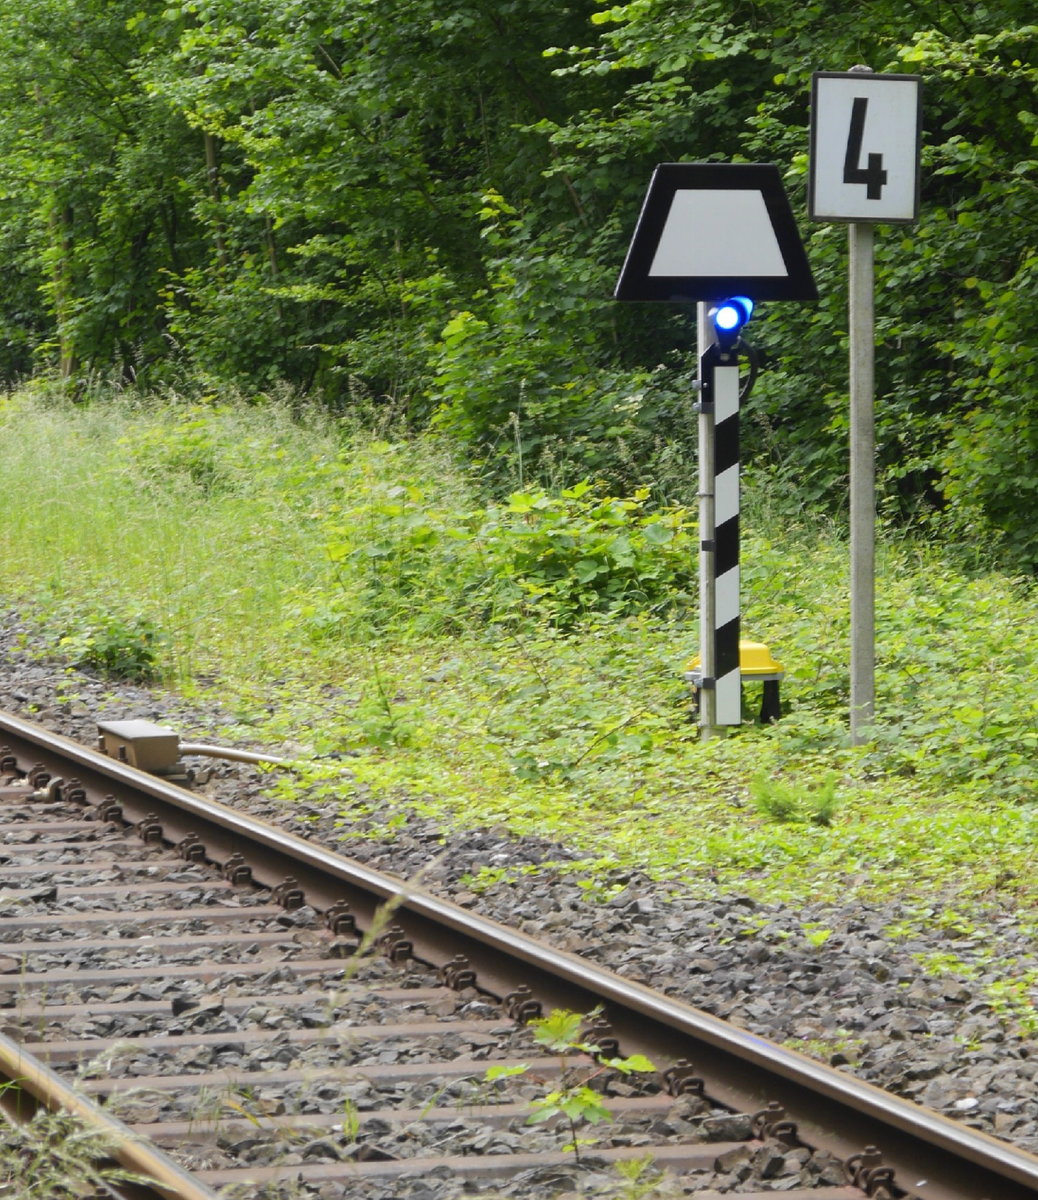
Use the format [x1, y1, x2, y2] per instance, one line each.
[484, 1063, 529, 1082]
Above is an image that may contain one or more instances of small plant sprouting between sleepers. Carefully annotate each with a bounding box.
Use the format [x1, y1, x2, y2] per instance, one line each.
[483, 1007, 656, 1165]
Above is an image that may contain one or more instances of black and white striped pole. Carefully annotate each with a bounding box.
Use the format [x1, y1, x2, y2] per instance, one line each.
[698, 297, 753, 733]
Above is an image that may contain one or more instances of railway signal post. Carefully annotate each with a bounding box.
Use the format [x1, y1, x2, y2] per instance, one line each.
[615, 163, 816, 737]
[699, 298, 752, 725]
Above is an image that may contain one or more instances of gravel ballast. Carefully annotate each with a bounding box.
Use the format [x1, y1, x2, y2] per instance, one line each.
[2, 607, 1036, 1191]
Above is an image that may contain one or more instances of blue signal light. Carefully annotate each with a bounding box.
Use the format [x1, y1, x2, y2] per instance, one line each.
[711, 296, 754, 338]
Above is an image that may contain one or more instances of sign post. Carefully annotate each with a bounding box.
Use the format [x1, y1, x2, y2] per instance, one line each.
[696, 303, 717, 733]
[699, 310, 748, 726]
[615, 163, 817, 737]
[848, 220, 875, 744]
[809, 69, 922, 744]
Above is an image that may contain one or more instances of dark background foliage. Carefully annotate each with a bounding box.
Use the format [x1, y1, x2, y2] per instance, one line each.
[0, 0, 1035, 557]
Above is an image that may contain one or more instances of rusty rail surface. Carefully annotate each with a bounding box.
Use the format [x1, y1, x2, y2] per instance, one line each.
[1, 706, 1037, 1200]
[0, 1028, 220, 1200]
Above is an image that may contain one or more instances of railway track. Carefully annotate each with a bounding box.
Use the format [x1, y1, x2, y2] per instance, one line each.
[1, 706, 1037, 1200]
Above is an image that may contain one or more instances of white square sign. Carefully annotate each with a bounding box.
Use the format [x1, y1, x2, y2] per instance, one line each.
[809, 72, 921, 224]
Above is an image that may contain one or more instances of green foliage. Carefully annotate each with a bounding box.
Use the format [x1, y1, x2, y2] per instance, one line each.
[0, 1101, 153, 1197]
[131, 0, 596, 400]
[117, 403, 231, 493]
[352, 664, 418, 750]
[529, 1007, 596, 1054]
[9, 394, 1038, 942]
[937, 252, 1038, 566]
[484, 1008, 656, 1163]
[0, 0, 204, 379]
[986, 971, 1038, 1038]
[610, 1156, 680, 1200]
[54, 608, 167, 681]
[801, 923, 833, 949]
[749, 771, 841, 826]
[307, 445, 696, 640]
[0, 0, 1036, 567]
[860, 566, 1038, 798]
[478, 483, 695, 627]
[426, 197, 685, 489]
[530, 0, 1038, 546]
[294, 439, 484, 642]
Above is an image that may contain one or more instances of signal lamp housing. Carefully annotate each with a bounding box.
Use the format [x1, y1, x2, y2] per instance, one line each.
[709, 296, 754, 350]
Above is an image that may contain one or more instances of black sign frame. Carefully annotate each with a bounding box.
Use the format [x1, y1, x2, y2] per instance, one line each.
[614, 162, 818, 303]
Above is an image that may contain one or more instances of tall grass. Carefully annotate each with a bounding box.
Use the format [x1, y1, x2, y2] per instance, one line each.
[1, 389, 476, 678]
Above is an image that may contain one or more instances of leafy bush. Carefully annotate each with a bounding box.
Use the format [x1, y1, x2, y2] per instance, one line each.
[477, 482, 695, 627]
[426, 196, 697, 495]
[307, 445, 696, 639]
[300, 440, 483, 641]
[55, 610, 167, 681]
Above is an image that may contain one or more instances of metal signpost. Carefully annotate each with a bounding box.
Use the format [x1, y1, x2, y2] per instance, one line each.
[809, 69, 922, 744]
[615, 163, 816, 736]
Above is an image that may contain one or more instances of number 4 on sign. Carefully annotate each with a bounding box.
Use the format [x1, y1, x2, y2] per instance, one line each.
[843, 98, 887, 200]
[809, 71, 921, 225]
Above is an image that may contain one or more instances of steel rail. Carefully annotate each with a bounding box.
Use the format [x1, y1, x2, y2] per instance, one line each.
[3, 707, 1038, 1200]
[0, 1029, 219, 1200]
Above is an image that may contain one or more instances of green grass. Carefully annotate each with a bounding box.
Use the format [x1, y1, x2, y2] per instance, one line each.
[3, 386, 1038, 933]
[0, 1100, 152, 1197]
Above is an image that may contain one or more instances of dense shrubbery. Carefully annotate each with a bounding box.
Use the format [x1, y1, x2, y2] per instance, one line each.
[303, 450, 696, 636]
